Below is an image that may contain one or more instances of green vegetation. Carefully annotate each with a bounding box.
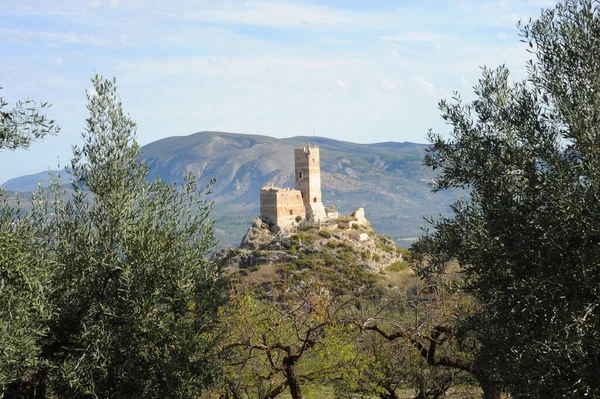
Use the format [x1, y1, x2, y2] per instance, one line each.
[1, 76, 225, 398]
[325, 240, 336, 249]
[388, 260, 409, 272]
[396, 246, 411, 260]
[376, 237, 397, 253]
[291, 231, 318, 246]
[212, 240, 384, 399]
[211, 224, 478, 399]
[0, 84, 60, 150]
[0, 86, 58, 391]
[411, 1, 600, 397]
[318, 229, 332, 238]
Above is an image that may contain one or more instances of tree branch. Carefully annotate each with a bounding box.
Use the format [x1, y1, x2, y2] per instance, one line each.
[354, 319, 473, 372]
[263, 380, 288, 399]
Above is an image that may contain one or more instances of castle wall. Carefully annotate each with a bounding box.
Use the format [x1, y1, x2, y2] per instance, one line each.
[351, 207, 368, 225]
[260, 187, 305, 230]
[294, 145, 326, 221]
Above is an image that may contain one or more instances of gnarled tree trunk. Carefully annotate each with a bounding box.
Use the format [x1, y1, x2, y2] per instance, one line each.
[475, 373, 501, 399]
[284, 356, 304, 399]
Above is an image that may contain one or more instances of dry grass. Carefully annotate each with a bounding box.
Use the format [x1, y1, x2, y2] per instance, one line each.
[240, 262, 281, 286]
[380, 266, 416, 289]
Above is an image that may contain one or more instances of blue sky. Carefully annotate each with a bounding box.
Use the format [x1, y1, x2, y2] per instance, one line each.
[1, 0, 553, 184]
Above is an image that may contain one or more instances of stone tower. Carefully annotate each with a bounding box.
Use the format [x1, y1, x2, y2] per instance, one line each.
[295, 144, 326, 222]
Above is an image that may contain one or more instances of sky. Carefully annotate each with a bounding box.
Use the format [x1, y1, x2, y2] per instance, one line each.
[0, 0, 554, 184]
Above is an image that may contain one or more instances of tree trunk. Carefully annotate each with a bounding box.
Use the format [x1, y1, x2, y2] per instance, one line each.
[481, 384, 502, 399]
[285, 361, 304, 399]
[477, 375, 502, 399]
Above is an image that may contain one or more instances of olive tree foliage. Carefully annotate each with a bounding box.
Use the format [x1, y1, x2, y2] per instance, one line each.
[0, 84, 60, 150]
[0, 197, 55, 391]
[0, 85, 58, 390]
[413, 1, 600, 397]
[36, 75, 225, 398]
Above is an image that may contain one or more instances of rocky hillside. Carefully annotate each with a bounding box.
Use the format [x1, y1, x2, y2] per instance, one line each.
[2, 131, 462, 248]
[214, 216, 409, 277]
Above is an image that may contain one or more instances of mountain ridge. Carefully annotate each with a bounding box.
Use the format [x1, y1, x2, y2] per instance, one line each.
[2, 131, 459, 248]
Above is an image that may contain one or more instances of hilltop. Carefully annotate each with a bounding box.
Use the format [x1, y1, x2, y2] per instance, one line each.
[216, 216, 408, 271]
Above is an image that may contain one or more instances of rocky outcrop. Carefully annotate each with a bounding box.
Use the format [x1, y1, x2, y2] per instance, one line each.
[240, 218, 275, 250]
[214, 215, 406, 273]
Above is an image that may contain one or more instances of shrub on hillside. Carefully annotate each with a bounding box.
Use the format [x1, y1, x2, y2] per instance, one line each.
[388, 261, 409, 272]
[319, 230, 332, 239]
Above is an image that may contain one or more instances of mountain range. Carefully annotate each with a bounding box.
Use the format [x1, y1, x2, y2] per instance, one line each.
[2, 131, 461, 248]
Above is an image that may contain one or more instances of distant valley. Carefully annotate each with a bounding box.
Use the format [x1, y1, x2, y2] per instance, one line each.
[2, 131, 461, 248]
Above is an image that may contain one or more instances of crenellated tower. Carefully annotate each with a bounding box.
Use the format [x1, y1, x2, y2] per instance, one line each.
[294, 144, 326, 222]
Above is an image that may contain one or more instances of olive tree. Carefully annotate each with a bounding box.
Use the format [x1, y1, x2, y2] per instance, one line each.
[2, 75, 226, 398]
[0, 85, 59, 393]
[413, 1, 600, 398]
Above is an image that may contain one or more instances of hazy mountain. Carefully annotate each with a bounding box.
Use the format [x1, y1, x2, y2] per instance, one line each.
[141, 131, 460, 247]
[2, 131, 461, 248]
[1, 170, 70, 192]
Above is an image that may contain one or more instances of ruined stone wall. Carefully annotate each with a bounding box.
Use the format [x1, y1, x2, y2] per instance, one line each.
[260, 187, 306, 230]
[339, 208, 369, 229]
[294, 145, 326, 221]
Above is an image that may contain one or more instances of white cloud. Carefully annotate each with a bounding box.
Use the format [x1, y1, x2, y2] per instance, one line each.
[47, 76, 76, 88]
[382, 79, 402, 91]
[412, 76, 436, 94]
[6, 0, 144, 15]
[164, 1, 377, 29]
[334, 79, 348, 89]
[0, 28, 110, 46]
[505, 12, 527, 24]
[382, 32, 447, 42]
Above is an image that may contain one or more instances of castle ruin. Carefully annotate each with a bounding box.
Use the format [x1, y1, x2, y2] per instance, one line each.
[260, 144, 334, 231]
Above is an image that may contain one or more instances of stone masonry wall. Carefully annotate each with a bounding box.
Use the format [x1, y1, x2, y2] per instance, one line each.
[260, 187, 306, 230]
[294, 145, 326, 221]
